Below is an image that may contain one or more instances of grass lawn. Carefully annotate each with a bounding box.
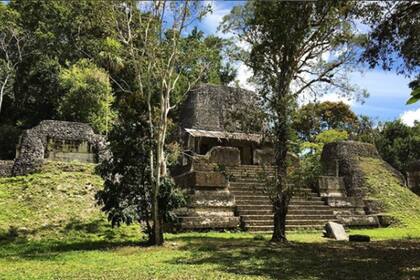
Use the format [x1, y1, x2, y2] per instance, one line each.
[1, 161, 420, 279]
[0, 229, 419, 280]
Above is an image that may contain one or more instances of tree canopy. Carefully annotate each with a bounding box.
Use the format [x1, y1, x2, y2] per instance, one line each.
[222, 0, 364, 242]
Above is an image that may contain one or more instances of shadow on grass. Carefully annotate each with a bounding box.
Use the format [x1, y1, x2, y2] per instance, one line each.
[0, 239, 149, 261]
[0, 219, 147, 260]
[171, 235, 420, 280]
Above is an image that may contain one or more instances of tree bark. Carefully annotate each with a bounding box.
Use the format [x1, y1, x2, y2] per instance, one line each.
[0, 74, 10, 114]
[271, 76, 292, 243]
[271, 125, 290, 242]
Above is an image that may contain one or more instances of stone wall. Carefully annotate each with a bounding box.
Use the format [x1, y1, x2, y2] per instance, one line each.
[171, 147, 240, 231]
[180, 84, 264, 133]
[0, 160, 13, 177]
[12, 120, 106, 176]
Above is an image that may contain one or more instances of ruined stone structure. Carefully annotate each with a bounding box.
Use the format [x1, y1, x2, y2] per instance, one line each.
[12, 120, 106, 176]
[172, 84, 340, 231]
[319, 141, 406, 227]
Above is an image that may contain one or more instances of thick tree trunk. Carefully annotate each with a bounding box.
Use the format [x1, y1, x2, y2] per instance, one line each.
[271, 144, 290, 242]
[271, 83, 292, 243]
[272, 191, 290, 242]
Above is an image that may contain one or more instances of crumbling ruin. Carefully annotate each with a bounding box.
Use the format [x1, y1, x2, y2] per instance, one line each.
[11, 120, 106, 176]
[172, 84, 337, 231]
[319, 141, 406, 227]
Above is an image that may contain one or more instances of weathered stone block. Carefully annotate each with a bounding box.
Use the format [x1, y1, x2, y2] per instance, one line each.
[189, 190, 236, 207]
[336, 215, 379, 227]
[254, 147, 275, 165]
[324, 221, 348, 241]
[318, 176, 346, 197]
[174, 171, 227, 189]
[208, 146, 240, 166]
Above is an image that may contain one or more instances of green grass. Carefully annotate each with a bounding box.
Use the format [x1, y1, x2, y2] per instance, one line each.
[0, 161, 135, 241]
[0, 231, 419, 280]
[0, 160, 419, 279]
[359, 157, 420, 228]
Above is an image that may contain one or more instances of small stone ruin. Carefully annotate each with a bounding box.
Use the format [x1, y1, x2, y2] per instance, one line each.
[11, 120, 106, 176]
[319, 140, 406, 227]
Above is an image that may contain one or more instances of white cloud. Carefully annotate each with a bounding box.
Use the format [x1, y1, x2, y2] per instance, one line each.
[234, 63, 255, 91]
[200, 1, 232, 37]
[400, 108, 420, 127]
[319, 93, 354, 105]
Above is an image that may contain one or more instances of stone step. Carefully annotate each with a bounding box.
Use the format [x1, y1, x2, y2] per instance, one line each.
[241, 215, 273, 220]
[236, 200, 326, 207]
[244, 224, 325, 232]
[241, 214, 336, 221]
[238, 209, 274, 215]
[238, 209, 335, 216]
[288, 209, 335, 215]
[287, 214, 336, 220]
[236, 200, 331, 210]
[230, 178, 274, 183]
[289, 200, 326, 205]
[244, 219, 333, 226]
[289, 205, 331, 210]
[229, 189, 268, 194]
[229, 182, 267, 187]
[235, 199, 271, 205]
[237, 204, 273, 209]
[237, 205, 273, 211]
[291, 196, 324, 201]
[234, 195, 269, 200]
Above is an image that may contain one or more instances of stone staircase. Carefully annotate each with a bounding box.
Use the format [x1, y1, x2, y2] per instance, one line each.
[227, 165, 337, 232]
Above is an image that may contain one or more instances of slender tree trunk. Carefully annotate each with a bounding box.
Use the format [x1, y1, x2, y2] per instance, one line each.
[151, 136, 164, 246]
[0, 74, 10, 114]
[151, 99, 168, 246]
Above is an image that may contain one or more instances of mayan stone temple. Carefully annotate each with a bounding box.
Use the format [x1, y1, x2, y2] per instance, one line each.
[171, 84, 387, 232]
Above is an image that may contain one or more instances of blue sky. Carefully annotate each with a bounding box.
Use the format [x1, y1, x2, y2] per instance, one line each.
[196, 1, 420, 126]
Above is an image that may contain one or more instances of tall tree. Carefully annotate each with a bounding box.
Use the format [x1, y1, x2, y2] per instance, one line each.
[222, 1, 364, 242]
[97, 0, 212, 246]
